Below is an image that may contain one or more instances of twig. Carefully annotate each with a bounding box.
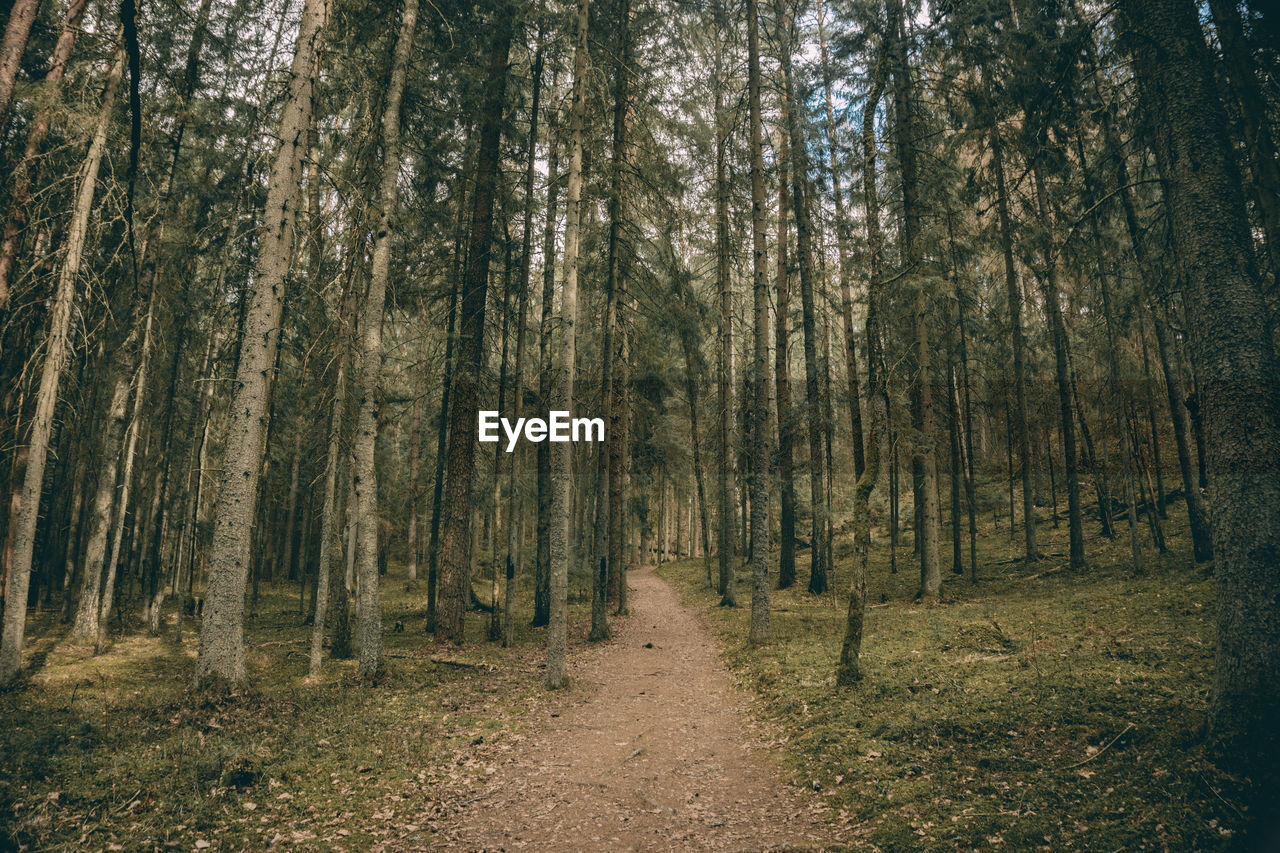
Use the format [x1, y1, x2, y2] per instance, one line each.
[108, 788, 142, 817]
[1062, 722, 1135, 770]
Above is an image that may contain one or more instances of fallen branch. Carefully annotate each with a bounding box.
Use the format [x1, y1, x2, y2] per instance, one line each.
[1062, 722, 1135, 770]
[431, 657, 497, 671]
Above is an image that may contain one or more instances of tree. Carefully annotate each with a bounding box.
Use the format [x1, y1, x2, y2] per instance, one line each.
[745, 0, 772, 645]
[887, 0, 941, 598]
[1123, 0, 1280, 804]
[437, 4, 514, 645]
[351, 0, 418, 680]
[547, 0, 590, 689]
[195, 0, 327, 688]
[0, 47, 125, 684]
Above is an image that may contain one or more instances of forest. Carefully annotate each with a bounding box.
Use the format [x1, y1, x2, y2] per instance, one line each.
[0, 0, 1278, 848]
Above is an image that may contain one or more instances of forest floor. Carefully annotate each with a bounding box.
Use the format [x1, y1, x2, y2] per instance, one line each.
[0, 508, 1257, 851]
[659, 509, 1254, 851]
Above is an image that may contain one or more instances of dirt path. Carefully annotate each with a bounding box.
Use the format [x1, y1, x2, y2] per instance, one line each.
[432, 565, 831, 851]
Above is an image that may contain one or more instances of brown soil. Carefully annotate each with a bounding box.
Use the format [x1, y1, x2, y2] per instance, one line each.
[430, 564, 832, 851]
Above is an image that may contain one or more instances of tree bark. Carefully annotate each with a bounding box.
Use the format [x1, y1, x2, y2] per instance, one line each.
[818, 2, 865, 481]
[0, 0, 38, 134]
[714, 0, 736, 606]
[0, 47, 123, 683]
[745, 0, 772, 645]
[196, 0, 326, 688]
[837, 45, 887, 685]
[780, 7, 828, 597]
[0, 0, 88, 311]
[534, 93, 561, 629]
[772, 75, 796, 592]
[351, 0, 416, 679]
[1123, 0, 1280, 792]
[547, 0, 589, 689]
[889, 0, 941, 596]
[437, 7, 513, 645]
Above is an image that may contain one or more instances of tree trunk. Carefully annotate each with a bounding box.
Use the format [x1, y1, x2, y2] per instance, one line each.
[196, 0, 326, 688]
[1030, 171, 1086, 571]
[438, 10, 512, 646]
[889, 0, 941, 596]
[0, 0, 88, 310]
[0, 0, 38, 134]
[0, 47, 123, 683]
[1123, 0, 1280, 792]
[780, 8, 828, 597]
[714, 0, 736, 606]
[534, 91, 561, 629]
[98, 285, 160, 654]
[818, 2, 865, 481]
[547, 0, 589, 690]
[351, 0, 415, 679]
[745, 0, 772, 646]
[772, 79, 796, 592]
[837, 45, 887, 685]
[986, 84, 1038, 563]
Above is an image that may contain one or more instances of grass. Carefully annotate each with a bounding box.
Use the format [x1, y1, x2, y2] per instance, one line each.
[0, 507, 1253, 851]
[0, 576, 596, 852]
[659, 507, 1249, 851]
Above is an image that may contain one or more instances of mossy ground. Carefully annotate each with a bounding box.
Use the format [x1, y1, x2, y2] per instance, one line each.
[0, 510, 1253, 852]
[659, 509, 1249, 851]
[0, 578, 591, 852]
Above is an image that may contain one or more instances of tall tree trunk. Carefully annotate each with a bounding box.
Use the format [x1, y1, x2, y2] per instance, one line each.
[438, 8, 513, 645]
[351, 0, 416, 679]
[0, 0, 88, 310]
[547, 0, 589, 689]
[780, 8, 829, 597]
[97, 285, 160, 653]
[1090, 57, 1215, 558]
[837, 46, 887, 685]
[426, 277, 459, 632]
[1124, 0, 1280, 793]
[196, 0, 326, 688]
[534, 93, 561, 629]
[1030, 171, 1086, 571]
[0, 47, 123, 684]
[714, 0, 736, 606]
[745, 0, 772, 646]
[503, 39, 542, 645]
[772, 96, 796, 591]
[1207, 0, 1280, 282]
[889, 0, 941, 596]
[308, 302, 350, 678]
[0, 0, 38, 134]
[72, 350, 133, 644]
[945, 210, 980, 581]
[405, 388, 422, 583]
[984, 76, 1038, 563]
[1150, 301, 1212, 560]
[818, 2, 865, 480]
[590, 0, 633, 641]
[680, 330, 712, 589]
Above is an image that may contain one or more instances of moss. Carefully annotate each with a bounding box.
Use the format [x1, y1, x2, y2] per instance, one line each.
[660, 510, 1243, 851]
[0, 577, 592, 851]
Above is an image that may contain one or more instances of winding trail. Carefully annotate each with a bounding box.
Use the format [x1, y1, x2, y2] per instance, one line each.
[434, 565, 831, 851]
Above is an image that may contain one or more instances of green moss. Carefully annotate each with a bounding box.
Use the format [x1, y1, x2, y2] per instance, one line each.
[0, 578, 586, 851]
[660, 511, 1242, 851]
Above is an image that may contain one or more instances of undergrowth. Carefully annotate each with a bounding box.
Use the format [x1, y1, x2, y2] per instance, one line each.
[660, 509, 1250, 851]
[0, 578, 592, 852]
